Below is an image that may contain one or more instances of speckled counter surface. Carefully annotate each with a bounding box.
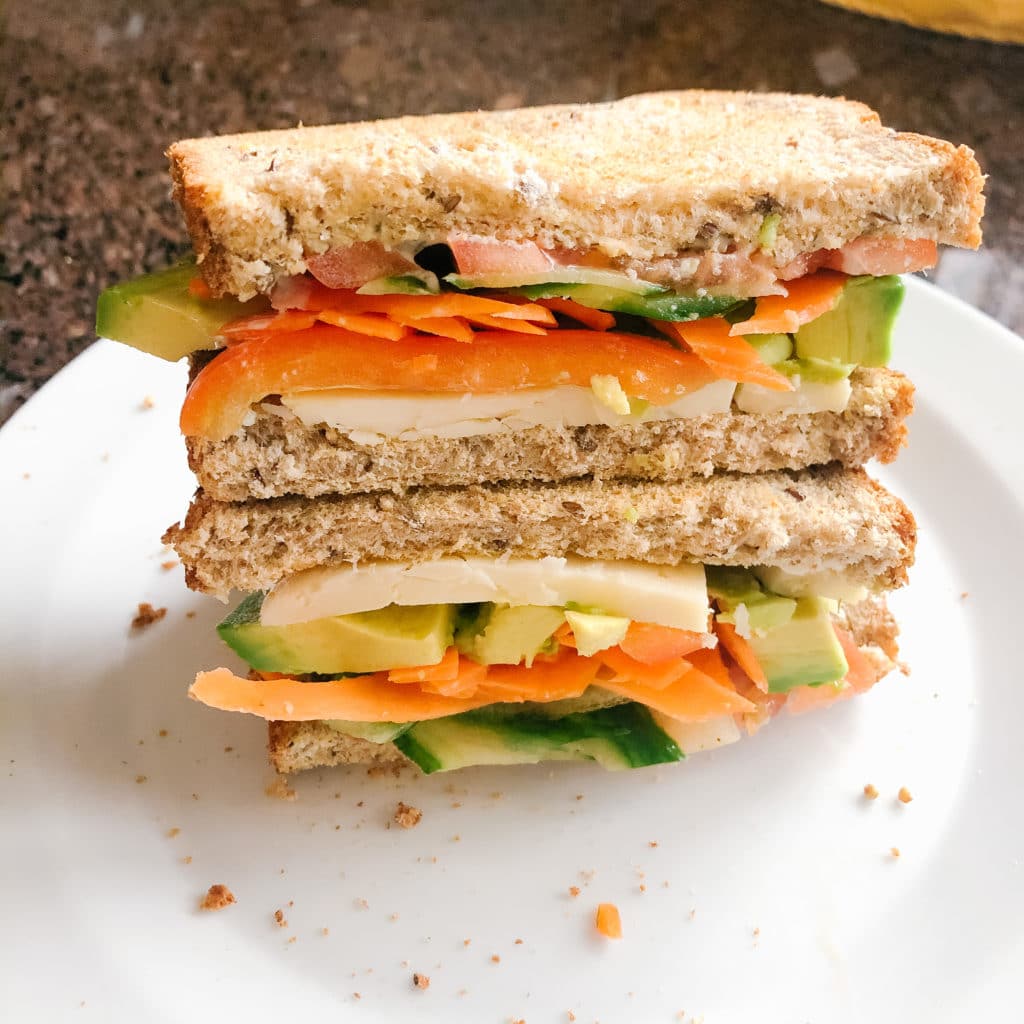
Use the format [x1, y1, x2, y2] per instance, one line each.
[3, 0, 1022, 423]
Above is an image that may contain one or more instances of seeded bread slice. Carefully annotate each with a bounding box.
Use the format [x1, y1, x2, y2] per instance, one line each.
[165, 464, 916, 598]
[266, 596, 899, 775]
[168, 91, 984, 299]
[187, 367, 913, 501]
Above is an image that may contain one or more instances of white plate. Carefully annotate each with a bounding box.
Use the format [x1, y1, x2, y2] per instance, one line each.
[2, 277, 1022, 1022]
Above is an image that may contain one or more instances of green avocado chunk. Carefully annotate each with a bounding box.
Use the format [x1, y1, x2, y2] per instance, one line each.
[96, 262, 265, 361]
[746, 596, 849, 693]
[454, 604, 566, 666]
[793, 274, 903, 367]
[706, 566, 797, 632]
[393, 701, 683, 774]
[513, 282, 741, 322]
[217, 593, 455, 675]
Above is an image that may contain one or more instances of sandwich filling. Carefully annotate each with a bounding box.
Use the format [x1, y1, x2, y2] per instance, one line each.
[98, 234, 917, 445]
[189, 558, 879, 773]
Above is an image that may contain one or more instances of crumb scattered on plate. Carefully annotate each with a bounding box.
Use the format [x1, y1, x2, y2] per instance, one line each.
[166, 827, 180, 838]
[131, 602, 166, 631]
[199, 884, 235, 911]
[890, 847, 901, 859]
[394, 801, 422, 829]
[898, 786, 913, 804]
[412, 972, 430, 990]
[863, 783, 879, 800]
[135, 775, 147, 784]
[274, 909, 288, 928]
[265, 776, 296, 801]
[160, 559, 177, 571]
[140, 395, 155, 410]
[568, 886, 581, 898]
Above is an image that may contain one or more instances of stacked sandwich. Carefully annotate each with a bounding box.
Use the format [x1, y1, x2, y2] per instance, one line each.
[98, 91, 983, 775]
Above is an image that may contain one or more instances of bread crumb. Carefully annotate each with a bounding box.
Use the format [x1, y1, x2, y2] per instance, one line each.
[182, 855, 192, 864]
[390, 912, 400, 921]
[863, 783, 879, 800]
[140, 395, 155, 410]
[960, 591, 969, 599]
[199, 884, 236, 911]
[412, 972, 430, 990]
[463, 938, 471, 946]
[354, 898, 369, 910]
[321, 927, 330, 936]
[898, 786, 913, 804]
[131, 602, 166, 631]
[160, 559, 177, 571]
[568, 886, 581, 898]
[890, 846, 901, 859]
[265, 776, 296, 801]
[185, 611, 196, 619]
[287, 936, 297, 944]
[514, 938, 523, 945]
[274, 909, 288, 928]
[166, 827, 180, 838]
[352, 992, 361, 1000]
[491, 954, 501, 964]
[648, 840, 658, 848]
[158, 729, 168, 737]
[394, 801, 422, 829]
[135, 775, 148, 784]
[639, 884, 647, 893]
[567, 1013, 577, 1022]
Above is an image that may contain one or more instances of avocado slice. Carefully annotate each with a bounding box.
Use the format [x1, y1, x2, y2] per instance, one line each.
[96, 262, 265, 361]
[563, 609, 629, 657]
[746, 597, 849, 693]
[706, 566, 797, 632]
[393, 702, 683, 774]
[745, 332, 793, 365]
[793, 274, 903, 367]
[455, 603, 566, 666]
[217, 593, 455, 675]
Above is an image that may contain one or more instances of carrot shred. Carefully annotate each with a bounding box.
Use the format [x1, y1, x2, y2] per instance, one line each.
[316, 310, 409, 341]
[389, 315, 475, 343]
[618, 623, 707, 665]
[387, 646, 461, 685]
[220, 310, 318, 343]
[340, 292, 556, 322]
[661, 318, 793, 392]
[463, 314, 548, 335]
[553, 621, 576, 649]
[599, 646, 692, 690]
[596, 903, 622, 939]
[188, 277, 213, 300]
[714, 620, 769, 693]
[729, 270, 847, 335]
[481, 648, 601, 702]
[537, 297, 615, 331]
[600, 663, 755, 720]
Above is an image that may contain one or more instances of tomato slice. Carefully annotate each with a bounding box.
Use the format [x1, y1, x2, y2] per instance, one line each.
[180, 327, 720, 440]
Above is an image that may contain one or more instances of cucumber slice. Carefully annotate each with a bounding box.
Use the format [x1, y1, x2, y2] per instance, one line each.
[356, 272, 440, 295]
[446, 268, 664, 295]
[322, 720, 412, 743]
[95, 262, 264, 361]
[393, 702, 683, 774]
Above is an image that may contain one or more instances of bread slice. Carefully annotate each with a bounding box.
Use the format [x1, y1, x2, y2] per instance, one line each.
[187, 367, 913, 501]
[168, 91, 984, 299]
[266, 596, 900, 774]
[165, 464, 916, 598]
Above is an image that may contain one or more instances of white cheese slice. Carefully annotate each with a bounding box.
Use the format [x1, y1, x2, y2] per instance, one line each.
[278, 380, 736, 444]
[734, 377, 852, 415]
[260, 556, 710, 633]
[651, 712, 742, 750]
[753, 566, 869, 603]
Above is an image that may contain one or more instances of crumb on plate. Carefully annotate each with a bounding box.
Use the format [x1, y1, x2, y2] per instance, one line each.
[131, 602, 166, 631]
[412, 972, 430, 990]
[265, 776, 296, 801]
[274, 909, 288, 928]
[898, 786, 913, 804]
[394, 801, 422, 829]
[199, 884, 235, 911]
[863, 783, 879, 800]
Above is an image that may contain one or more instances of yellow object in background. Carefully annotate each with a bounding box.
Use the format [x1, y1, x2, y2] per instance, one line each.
[824, 0, 1024, 43]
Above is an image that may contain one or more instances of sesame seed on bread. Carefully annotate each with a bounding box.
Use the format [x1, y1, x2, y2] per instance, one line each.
[168, 91, 984, 299]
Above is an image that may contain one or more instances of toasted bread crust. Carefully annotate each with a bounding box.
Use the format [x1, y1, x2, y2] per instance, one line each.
[186, 367, 913, 501]
[165, 465, 916, 598]
[266, 596, 899, 774]
[168, 91, 984, 299]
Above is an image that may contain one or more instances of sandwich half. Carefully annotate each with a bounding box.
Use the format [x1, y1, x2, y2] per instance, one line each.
[96, 91, 983, 775]
[167, 465, 914, 774]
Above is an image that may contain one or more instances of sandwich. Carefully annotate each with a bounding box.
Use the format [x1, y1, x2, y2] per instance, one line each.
[97, 91, 983, 775]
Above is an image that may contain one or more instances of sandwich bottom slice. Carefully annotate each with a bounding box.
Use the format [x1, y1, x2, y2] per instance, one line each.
[170, 466, 914, 776]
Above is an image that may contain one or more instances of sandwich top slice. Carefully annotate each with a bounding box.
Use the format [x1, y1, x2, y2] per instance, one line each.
[96, 91, 982, 497]
[167, 465, 915, 775]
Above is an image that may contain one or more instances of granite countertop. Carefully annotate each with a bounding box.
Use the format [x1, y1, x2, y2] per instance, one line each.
[3, 0, 1022, 423]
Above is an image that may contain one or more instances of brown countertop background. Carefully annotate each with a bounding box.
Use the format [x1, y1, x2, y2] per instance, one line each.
[2, 0, 1022, 424]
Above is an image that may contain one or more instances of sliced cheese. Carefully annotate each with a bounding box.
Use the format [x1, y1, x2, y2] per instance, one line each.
[260, 556, 710, 634]
[277, 380, 737, 444]
[753, 566, 869, 603]
[734, 377, 851, 415]
[651, 712, 742, 752]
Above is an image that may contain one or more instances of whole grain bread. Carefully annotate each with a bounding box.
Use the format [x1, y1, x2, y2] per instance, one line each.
[266, 596, 899, 774]
[187, 367, 913, 501]
[168, 91, 984, 299]
[165, 464, 916, 598]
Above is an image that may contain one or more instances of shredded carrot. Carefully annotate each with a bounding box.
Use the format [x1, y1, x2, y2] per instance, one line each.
[387, 315, 475, 343]
[730, 270, 847, 335]
[462, 314, 548, 335]
[661, 318, 793, 391]
[553, 621, 576, 649]
[388, 646, 461, 685]
[220, 310, 318, 343]
[316, 310, 409, 341]
[188, 277, 212, 300]
[481, 649, 601, 702]
[537, 297, 615, 331]
[618, 623, 707, 665]
[334, 292, 556, 323]
[600, 664, 755, 720]
[596, 903, 622, 939]
[599, 646, 692, 690]
[714, 620, 769, 693]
